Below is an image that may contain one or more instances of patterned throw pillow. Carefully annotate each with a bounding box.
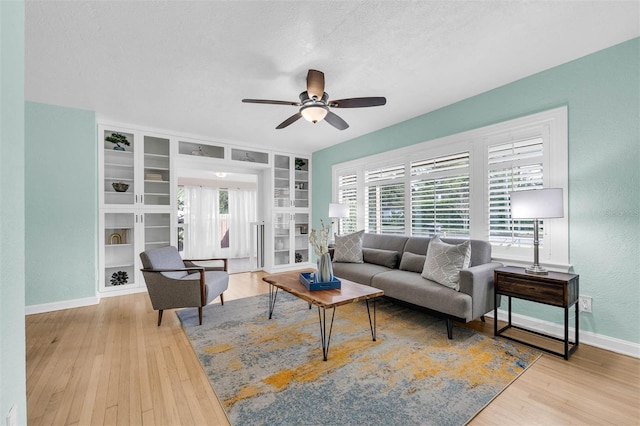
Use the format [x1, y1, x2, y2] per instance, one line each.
[421, 236, 471, 291]
[333, 230, 364, 263]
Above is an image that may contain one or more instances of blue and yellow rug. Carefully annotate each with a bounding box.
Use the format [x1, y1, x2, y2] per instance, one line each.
[177, 293, 540, 425]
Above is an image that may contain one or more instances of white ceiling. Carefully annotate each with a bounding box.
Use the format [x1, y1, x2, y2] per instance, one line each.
[25, 1, 639, 154]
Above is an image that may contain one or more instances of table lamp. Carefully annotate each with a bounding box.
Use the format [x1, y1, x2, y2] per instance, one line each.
[509, 188, 564, 275]
[328, 203, 350, 235]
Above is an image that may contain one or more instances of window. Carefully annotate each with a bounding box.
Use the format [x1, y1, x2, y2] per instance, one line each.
[488, 138, 543, 247]
[337, 173, 358, 234]
[411, 152, 470, 237]
[364, 164, 405, 234]
[332, 107, 569, 269]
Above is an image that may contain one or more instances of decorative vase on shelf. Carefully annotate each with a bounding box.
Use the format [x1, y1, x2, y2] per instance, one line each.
[317, 252, 333, 283]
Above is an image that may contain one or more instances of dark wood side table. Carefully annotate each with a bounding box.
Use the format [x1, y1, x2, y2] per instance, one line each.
[494, 266, 579, 360]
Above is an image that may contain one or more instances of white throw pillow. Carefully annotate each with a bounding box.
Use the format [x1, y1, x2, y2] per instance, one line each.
[333, 230, 364, 263]
[421, 236, 471, 291]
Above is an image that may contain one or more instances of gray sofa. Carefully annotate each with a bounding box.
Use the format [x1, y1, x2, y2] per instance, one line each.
[331, 233, 502, 339]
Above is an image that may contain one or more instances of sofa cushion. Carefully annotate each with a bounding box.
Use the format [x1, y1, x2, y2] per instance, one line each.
[372, 270, 473, 320]
[421, 236, 471, 291]
[362, 233, 409, 253]
[363, 248, 399, 269]
[333, 230, 364, 263]
[399, 252, 426, 273]
[332, 261, 391, 286]
[404, 236, 491, 267]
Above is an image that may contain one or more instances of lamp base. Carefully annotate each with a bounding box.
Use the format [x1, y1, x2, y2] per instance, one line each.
[525, 265, 549, 275]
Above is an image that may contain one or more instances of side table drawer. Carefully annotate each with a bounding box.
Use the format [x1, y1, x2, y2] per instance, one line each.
[496, 275, 565, 307]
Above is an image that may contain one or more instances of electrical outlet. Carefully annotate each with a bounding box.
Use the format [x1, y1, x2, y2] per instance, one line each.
[578, 296, 592, 313]
[6, 404, 17, 426]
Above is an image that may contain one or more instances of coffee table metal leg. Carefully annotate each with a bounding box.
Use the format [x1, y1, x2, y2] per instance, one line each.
[268, 285, 279, 319]
[318, 306, 336, 361]
[366, 298, 377, 341]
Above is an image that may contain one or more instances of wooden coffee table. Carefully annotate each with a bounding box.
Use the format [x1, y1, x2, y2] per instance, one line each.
[262, 272, 384, 361]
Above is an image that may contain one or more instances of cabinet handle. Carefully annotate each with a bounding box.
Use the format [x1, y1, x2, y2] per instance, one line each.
[135, 195, 138, 204]
[141, 194, 144, 204]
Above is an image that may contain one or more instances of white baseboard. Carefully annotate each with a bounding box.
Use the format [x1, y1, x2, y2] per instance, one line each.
[98, 286, 147, 298]
[25, 296, 100, 315]
[486, 310, 640, 359]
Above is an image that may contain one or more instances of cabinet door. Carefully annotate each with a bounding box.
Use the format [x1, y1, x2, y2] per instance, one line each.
[273, 212, 291, 266]
[102, 129, 136, 206]
[103, 212, 137, 289]
[293, 156, 309, 208]
[292, 212, 310, 264]
[143, 212, 172, 252]
[143, 136, 171, 206]
[273, 154, 291, 208]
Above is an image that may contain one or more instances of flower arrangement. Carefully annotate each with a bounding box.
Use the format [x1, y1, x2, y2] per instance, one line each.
[309, 219, 331, 256]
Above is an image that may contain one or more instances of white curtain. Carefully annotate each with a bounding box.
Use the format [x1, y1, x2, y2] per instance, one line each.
[228, 188, 257, 258]
[183, 185, 220, 258]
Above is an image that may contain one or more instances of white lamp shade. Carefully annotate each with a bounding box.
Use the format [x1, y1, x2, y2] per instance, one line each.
[510, 188, 564, 219]
[301, 105, 328, 123]
[328, 203, 350, 219]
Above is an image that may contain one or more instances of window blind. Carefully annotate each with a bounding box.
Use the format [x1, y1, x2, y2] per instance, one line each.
[337, 173, 358, 234]
[410, 152, 470, 236]
[365, 164, 405, 234]
[488, 138, 544, 246]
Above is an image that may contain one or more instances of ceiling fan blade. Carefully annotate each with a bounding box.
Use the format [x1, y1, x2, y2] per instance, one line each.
[306, 69, 325, 99]
[276, 112, 303, 129]
[242, 99, 301, 106]
[324, 110, 349, 130]
[329, 97, 387, 108]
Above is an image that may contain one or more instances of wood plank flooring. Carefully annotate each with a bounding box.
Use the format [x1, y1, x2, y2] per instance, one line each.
[26, 271, 640, 425]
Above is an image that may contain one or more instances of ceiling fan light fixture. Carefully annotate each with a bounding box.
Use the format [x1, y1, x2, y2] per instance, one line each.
[300, 104, 328, 123]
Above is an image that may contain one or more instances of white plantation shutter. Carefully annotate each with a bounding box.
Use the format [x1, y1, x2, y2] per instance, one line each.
[331, 108, 568, 267]
[488, 138, 544, 247]
[411, 152, 470, 236]
[365, 164, 405, 234]
[337, 173, 358, 234]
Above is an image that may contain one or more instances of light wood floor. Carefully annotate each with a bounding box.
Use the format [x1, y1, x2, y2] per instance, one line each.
[26, 271, 640, 425]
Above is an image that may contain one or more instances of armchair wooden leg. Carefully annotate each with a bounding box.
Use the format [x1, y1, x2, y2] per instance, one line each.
[220, 293, 224, 306]
[157, 310, 163, 326]
[481, 315, 486, 322]
[198, 307, 203, 325]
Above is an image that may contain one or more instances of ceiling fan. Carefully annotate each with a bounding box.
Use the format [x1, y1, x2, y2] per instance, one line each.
[242, 69, 386, 130]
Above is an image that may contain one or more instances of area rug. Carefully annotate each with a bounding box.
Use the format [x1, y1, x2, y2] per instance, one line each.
[177, 293, 540, 426]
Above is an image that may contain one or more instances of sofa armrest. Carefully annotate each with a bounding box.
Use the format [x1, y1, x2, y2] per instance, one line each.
[459, 261, 503, 320]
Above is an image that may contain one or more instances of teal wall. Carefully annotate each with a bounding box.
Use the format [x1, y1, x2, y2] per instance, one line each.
[25, 102, 97, 305]
[0, 1, 27, 424]
[313, 38, 640, 344]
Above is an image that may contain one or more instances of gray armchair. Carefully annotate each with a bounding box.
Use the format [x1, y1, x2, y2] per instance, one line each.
[140, 246, 229, 326]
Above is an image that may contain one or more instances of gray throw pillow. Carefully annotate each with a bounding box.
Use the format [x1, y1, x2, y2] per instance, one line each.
[362, 248, 399, 269]
[421, 236, 471, 291]
[399, 252, 426, 273]
[333, 230, 364, 263]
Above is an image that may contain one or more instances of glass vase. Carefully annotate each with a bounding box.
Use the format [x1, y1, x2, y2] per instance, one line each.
[317, 252, 333, 283]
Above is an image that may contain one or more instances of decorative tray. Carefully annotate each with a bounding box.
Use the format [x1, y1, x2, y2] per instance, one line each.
[299, 272, 341, 291]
